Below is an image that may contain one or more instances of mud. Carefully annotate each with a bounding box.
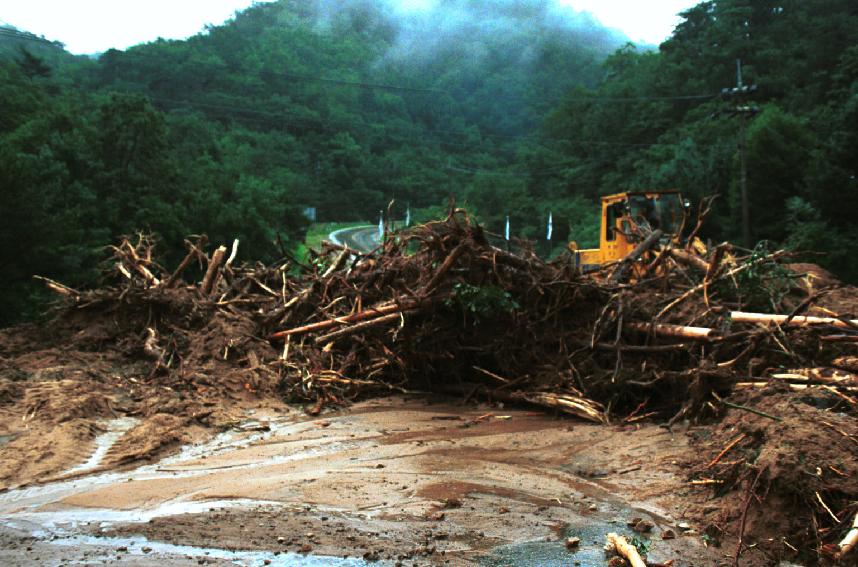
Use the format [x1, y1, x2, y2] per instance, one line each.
[0, 336, 282, 491]
[686, 386, 858, 565]
[0, 397, 728, 566]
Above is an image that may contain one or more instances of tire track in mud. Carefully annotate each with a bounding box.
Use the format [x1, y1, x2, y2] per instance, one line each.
[0, 399, 725, 566]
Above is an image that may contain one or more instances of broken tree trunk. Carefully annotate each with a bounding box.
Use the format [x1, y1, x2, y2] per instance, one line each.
[611, 229, 663, 283]
[518, 392, 606, 423]
[833, 356, 858, 374]
[423, 243, 467, 294]
[166, 236, 207, 288]
[315, 310, 416, 345]
[703, 243, 729, 305]
[730, 312, 858, 329]
[33, 276, 80, 298]
[605, 533, 646, 567]
[439, 385, 605, 423]
[322, 248, 350, 279]
[770, 368, 857, 386]
[479, 247, 536, 273]
[627, 322, 720, 341]
[225, 239, 240, 268]
[270, 301, 419, 340]
[705, 243, 729, 282]
[669, 247, 710, 273]
[200, 245, 227, 295]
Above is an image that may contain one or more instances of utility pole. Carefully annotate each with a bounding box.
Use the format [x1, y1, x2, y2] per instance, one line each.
[722, 59, 758, 248]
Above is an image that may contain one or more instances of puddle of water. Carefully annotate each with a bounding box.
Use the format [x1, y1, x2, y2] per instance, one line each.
[8, 499, 286, 533]
[485, 539, 607, 567]
[0, 413, 372, 540]
[0, 416, 325, 513]
[482, 521, 664, 567]
[66, 417, 140, 475]
[51, 534, 382, 566]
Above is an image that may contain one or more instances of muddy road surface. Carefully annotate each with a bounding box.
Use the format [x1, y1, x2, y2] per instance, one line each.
[0, 396, 728, 566]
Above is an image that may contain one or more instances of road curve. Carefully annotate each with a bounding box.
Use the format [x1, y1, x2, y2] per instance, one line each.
[329, 225, 381, 254]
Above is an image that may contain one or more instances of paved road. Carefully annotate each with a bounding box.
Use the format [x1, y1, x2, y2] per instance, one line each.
[328, 225, 381, 254]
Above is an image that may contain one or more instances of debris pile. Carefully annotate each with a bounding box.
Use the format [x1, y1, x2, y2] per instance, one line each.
[4, 207, 858, 563]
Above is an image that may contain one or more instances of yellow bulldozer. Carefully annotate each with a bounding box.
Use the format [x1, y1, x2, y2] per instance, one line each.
[569, 191, 688, 277]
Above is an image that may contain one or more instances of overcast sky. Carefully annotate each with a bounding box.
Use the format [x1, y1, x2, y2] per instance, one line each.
[0, 0, 700, 54]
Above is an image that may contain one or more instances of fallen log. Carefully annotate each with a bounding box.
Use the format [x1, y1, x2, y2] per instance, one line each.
[730, 311, 858, 329]
[440, 385, 605, 423]
[833, 356, 858, 374]
[611, 229, 663, 283]
[315, 310, 416, 345]
[641, 248, 670, 278]
[313, 371, 410, 392]
[423, 243, 467, 293]
[668, 247, 709, 273]
[479, 247, 537, 273]
[33, 276, 80, 298]
[770, 368, 856, 386]
[605, 532, 647, 567]
[627, 322, 720, 342]
[519, 392, 606, 423]
[270, 301, 419, 340]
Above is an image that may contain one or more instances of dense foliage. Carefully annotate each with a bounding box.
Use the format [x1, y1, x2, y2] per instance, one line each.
[543, 0, 858, 276]
[0, 0, 856, 325]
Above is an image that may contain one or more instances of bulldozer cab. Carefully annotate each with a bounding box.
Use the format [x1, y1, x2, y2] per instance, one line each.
[606, 192, 684, 241]
[573, 191, 686, 272]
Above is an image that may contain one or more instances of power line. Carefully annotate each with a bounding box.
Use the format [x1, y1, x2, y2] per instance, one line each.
[556, 92, 717, 103]
[0, 28, 724, 153]
[150, 96, 505, 154]
[0, 30, 719, 104]
[152, 95, 733, 183]
[114, 48, 720, 103]
[0, 26, 725, 154]
[255, 69, 445, 95]
[150, 94, 728, 152]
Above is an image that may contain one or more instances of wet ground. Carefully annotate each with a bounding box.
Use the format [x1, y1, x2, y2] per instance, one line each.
[0, 396, 728, 566]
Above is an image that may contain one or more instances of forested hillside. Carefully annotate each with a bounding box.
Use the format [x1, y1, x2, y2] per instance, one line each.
[543, 0, 858, 276]
[1, 0, 856, 326]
